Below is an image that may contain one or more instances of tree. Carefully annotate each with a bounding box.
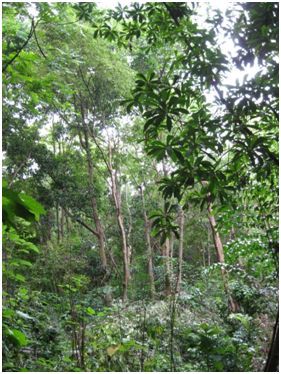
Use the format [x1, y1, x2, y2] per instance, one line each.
[2, 2, 278, 371]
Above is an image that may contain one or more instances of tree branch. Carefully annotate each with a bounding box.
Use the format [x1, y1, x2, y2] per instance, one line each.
[8, 151, 31, 187]
[32, 19, 47, 59]
[3, 19, 35, 72]
[63, 208, 99, 237]
[163, 3, 180, 26]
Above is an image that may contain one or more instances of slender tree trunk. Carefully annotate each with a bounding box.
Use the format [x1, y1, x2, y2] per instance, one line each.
[170, 232, 174, 274]
[163, 237, 172, 296]
[8, 153, 31, 188]
[79, 106, 130, 302]
[56, 202, 61, 243]
[52, 126, 59, 245]
[140, 184, 155, 299]
[48, 211, 52, 241]
[161, 161, 172, 296]
[206, 203, 225, 263]
[108, 142, 130, 302]
[264, 311, 279, 372]
[80, 321, 86, 369]
[176, 207, 184, 294]
[87, 166, 108, 270]
[60, 207, 64, 240]
[206, 193, 239, 313]
[125, 182, 133, 266]
[40, 210, 52, 243]
[78, 126, 108, 271]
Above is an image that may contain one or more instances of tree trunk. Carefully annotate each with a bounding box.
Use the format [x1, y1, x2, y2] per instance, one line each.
[60, 206, 64, 240]
[264, 312, 279, 372]
[161, 161, 172, 296]
[81, 108, 130, 302]
[140, 184, 155, 299]
[170, 232, 175, 274]
[56, 202, 61, 243]
[206, 203, 225, 263]
[175, 206, 184, 294]
[206, 194, 239, 313]
[108, 142, 130, 302]
[125, 182, 133, 266]
[78, 125, 108, 271]
[40, 210, 52, 243]
[163, 237, 172, 296]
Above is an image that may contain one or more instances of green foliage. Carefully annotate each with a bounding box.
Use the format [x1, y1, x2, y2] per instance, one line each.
[178, 321, 254, 371]
[2, 2, 278, 372]
[3, 181, 45, 228]
[149, 204, 179, 244]
[2, 182, 45, 371]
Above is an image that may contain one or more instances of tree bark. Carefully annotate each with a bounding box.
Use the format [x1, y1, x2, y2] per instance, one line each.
[161, 161, 172, 296]
[264, 312, 279, 372]
[206, 193, 239, 313]
[56, 202, 61, 243]
[86, 149, 108, 270]
[125, 182, 133, 266]
[140, 184, 155, 299]
[175, 206, 184, 294]
[108, 142, 130, 302]
[78, 122, 108, 271]
[206, 202, 225, 263]
[60, 206, 64, 240]
[170, 232, 175, 274]
[163, 237, 172, 296]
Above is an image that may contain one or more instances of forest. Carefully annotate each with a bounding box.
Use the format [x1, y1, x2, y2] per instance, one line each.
[2, 2, 279, 372]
